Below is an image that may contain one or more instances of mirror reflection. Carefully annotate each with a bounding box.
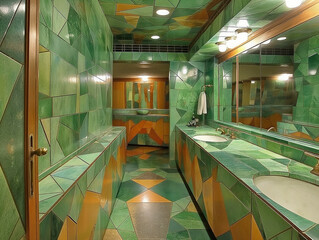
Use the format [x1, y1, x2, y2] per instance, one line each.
[219, 15, 319, 144]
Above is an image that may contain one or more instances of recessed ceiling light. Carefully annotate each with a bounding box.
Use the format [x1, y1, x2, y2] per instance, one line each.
[151, 35, 160, 40]
[156, 9, 170, 16]
[262, 40, 271, 45]
[277, 37, 287, 41]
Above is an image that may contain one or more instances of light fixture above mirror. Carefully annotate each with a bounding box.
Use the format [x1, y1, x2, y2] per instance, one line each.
[216, 41, 227, 52]
[235, 28, 252, 43]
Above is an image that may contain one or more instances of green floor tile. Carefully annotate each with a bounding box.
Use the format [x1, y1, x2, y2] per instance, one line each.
[151, 180, 189, 202]
[116, 180, 147, 202]
[167, 230, 190, 240]
[173, 212, 205, 229]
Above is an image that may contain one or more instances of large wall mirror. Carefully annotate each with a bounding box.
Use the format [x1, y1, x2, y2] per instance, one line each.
[218, 15, 319, 145]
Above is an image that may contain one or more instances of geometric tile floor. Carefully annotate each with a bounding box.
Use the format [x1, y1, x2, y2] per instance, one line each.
[103, 146, 214, 240]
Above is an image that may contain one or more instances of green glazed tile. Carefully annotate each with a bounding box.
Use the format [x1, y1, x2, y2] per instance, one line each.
[0, 0, 26, 63]
[52, 187, 75, 221]
[172, 212, 205, 229]
[0, 52, 21, 121]
[0, 168, 20, 239]
[69, 185, 84, 222]
[220, 183, 250, 225]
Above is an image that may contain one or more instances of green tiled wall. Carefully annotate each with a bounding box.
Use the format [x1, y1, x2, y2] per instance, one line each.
[294, 35, 319, 124]
[38, 0, 113, 178]
[169, 59, 215, 165]
[218, 59, 233, 123]
[0, 0, 26, 239]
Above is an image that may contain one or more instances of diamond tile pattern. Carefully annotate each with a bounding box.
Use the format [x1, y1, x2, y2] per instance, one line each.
[105, 146, 213, 239]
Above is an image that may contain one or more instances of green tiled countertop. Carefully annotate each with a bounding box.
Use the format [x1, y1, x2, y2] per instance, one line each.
[39, 127, 126, 220]
[177, 125, 319, 239]
[215, 120, 319, 157]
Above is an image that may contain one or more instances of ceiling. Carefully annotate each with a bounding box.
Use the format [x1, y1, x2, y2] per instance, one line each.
[99, 0, 228, 46]
[113, 62, 170, 78]
[190, 0, 295, 61]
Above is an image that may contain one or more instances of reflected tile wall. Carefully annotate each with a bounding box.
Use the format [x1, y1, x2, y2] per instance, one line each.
[38, 0, 113, 178]
[277, 34, 319, 142]
[0, 0, 26, 239]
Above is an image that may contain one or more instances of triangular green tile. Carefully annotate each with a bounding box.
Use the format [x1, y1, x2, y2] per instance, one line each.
[220, 184, 250, 225]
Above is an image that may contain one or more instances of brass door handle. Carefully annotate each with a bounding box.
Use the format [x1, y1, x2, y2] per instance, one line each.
[32, 147, 48, 156]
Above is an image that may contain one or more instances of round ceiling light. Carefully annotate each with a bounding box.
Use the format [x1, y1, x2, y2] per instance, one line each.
[235, 28, 252, 43]
[156, 9, 170, 16]
[225, 36, 238, 49]
[216, 41, 227, 52]
[286, 0, 302, 8]
[151, 35, 160, 40]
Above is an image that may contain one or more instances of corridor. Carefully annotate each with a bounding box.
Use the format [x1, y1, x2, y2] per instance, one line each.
[103, 146, 213, 240]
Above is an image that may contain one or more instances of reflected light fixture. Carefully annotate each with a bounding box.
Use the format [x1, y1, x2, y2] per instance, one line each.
[277, 37, 287, 41]
[141, 76, 149, 82]
[262, 39, 271, 45]
[216, 41, 227, 52]
[278, 73, 292, 81]
[151, 35, 160, 39]
[237, 20, 249, 28]
[286, 0, 302, 8]
[225, 36, 237, 49]
[235, 28, 252, 43]
[251, 81, 256, 84]
[156, 9, 170, 15]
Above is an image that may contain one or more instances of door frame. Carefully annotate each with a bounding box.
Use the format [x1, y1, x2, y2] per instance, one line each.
[25, 0, 40, 239]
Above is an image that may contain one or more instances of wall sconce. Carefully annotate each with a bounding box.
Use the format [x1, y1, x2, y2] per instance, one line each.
[216, 41, 227, 52]
[285, 0, 302, 8]
[225, 36, 238, 49]
[235, 28, 252, 43]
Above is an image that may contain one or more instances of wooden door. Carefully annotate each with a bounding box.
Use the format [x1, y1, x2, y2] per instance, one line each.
[25, 0, 40, 239]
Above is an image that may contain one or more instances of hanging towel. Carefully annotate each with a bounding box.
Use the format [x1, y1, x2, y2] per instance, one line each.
[197, 91, 207, 115]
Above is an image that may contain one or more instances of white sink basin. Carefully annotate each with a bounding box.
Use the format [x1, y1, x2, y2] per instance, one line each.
[193, 135, 228, 143]
[254, 176, 319, 223]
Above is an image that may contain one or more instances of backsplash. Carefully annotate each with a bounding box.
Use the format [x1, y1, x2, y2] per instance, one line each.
[0, 0, 27, 238]
[38, 0, 113, 178]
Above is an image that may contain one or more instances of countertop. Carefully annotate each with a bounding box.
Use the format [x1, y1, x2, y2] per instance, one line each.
[177, 125, 319, 238]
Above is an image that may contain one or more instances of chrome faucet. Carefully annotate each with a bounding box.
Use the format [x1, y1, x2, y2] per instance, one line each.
[216, 127, 226, 135]
[305, 152, 319, 176]
[267, 127, 276, 132]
